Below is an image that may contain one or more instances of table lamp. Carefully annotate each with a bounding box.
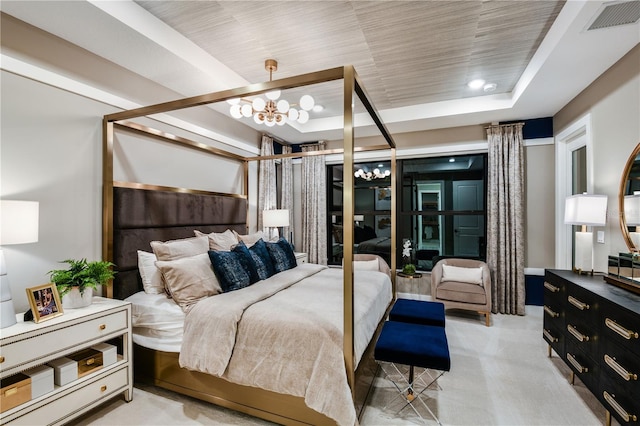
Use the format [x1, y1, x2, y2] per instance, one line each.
[564, 194, 607, 275]
[624, 194, 640, 250]
[0, 200, 39, 328]
[263, 209, 290, 241]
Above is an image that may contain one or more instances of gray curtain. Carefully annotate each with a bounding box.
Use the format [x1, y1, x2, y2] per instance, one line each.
[281, 145, 293, 243]
[258, 135, 277, 234]
[302, 142, 327, 265]
[486, 123, 525, 315]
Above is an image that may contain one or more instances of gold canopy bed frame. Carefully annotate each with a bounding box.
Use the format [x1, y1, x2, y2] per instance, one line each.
[102, 65, 397, 425]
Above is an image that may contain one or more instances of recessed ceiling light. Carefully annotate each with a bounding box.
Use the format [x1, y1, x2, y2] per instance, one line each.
[467, 79, 485, 89]
[312, 104, 324, 112]
[483, 83, 497, 92]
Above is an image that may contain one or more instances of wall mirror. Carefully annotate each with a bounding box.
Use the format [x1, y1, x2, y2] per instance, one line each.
[620, 143, 640, 252]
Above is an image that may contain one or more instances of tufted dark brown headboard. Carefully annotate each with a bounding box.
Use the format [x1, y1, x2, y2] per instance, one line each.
[112, 186, 247, 300]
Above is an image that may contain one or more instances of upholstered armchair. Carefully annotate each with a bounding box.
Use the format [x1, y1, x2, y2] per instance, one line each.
[431, 258, 492, 326]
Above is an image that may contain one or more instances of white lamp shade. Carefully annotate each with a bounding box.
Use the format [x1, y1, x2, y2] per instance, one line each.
[564, 194, 607, 226]
[263, 209, 290, 227]
[0, 200, 39, 245]
[624, 194, 640, 226]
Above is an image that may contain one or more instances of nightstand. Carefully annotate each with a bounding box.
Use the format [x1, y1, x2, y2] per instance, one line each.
[0, 297, 132, 425]
[396, 271, 431, 296]
[295, 252, 308, 264]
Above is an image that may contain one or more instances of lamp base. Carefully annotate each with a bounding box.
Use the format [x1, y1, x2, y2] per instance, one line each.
[572, 267, 594, 276]
[0, 250, 18, 328]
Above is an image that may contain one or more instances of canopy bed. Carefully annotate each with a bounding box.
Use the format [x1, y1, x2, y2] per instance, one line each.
[102, 66, 397, 425]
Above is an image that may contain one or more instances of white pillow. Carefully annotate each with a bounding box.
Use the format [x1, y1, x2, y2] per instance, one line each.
[353, 259, 379, 271]
[233, 230, 270, 247]
[151, 236, 209, 261]
[441, 264, 483, 285]
[194, 229, 238, 251]
[137, 250, 164, 294]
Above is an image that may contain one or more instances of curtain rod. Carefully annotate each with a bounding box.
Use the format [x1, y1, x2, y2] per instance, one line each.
[484, 122, 525, 129]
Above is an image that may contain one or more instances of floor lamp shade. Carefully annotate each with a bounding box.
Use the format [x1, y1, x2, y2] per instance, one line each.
[0, 200, 40, 328]
[564, 194, 607, 273]
[624, 194, 640, 248]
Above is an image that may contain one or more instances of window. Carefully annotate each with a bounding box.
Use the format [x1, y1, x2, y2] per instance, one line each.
[326, 154, 487, 270]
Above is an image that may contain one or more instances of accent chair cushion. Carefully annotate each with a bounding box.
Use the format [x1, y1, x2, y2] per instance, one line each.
[436, 281, 487, 305]
[441, 264, 483, 285]
[353, 259, 380, 271]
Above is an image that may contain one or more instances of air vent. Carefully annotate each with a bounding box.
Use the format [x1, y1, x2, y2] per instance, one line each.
[586, 0, 640, 31]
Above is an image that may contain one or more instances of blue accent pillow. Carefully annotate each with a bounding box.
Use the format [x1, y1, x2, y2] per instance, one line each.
[244, 239, 275, 281]
[265, 237, 298, 273]
[208, 246, 258, 292]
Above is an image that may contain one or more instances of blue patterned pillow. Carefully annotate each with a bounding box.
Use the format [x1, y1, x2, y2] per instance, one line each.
[208, 246, 259, 292]
[243, 239, 275, 281]
[265, 238, 298, 273]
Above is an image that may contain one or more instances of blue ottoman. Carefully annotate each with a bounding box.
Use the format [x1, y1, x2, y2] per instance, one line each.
[374, 320, 450, 424]
[389, 299, 446, 327]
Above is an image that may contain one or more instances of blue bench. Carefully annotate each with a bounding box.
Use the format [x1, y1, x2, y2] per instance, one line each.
[389, 299, 446, 327]
[374, 320, 450, 424]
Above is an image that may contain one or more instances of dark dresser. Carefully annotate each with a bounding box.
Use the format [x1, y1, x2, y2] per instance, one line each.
[544, 269, 640, 425]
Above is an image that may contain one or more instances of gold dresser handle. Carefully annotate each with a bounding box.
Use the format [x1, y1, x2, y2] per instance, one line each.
[544, 306, 559, 318]
[566, 353, 588, 373]
[603, 391, 637, 423]
[86, 358, 95, 366]
[568, 295, 589, 310]
[567, 324, 589, 342]
[99, 324, 106, 331]
[605, 318, 639, 340]
[543, 329, 558, 343]
[604, 354, 638, 381]
[544, 282, 560, 293]
[4, 387, 18, 397]
[0, 356, 4, 363]
[100, 385, 107, 392]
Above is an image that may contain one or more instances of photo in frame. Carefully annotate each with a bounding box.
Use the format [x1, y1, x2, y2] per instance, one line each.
[26, 283, 63, 323]
[375, 215, 392, 237]
[374, 187, 392, 210]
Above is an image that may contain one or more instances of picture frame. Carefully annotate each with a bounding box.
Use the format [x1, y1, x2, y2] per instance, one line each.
[26, 283, 63, 323]
[374, 187, 392, 211]
[375, 215, 392, 237]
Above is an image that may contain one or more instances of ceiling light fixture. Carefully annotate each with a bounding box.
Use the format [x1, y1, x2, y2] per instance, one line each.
[354, 167, 391, 181]
[467, 79, 485, 89]
[228, 59, 315, 127]
[483, 83, 497, 92]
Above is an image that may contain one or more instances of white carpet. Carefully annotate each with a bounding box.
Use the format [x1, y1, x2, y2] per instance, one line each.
[70, 306, 610, 426]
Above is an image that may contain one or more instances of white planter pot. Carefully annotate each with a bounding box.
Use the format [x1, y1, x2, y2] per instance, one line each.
[62, 287, 93, 309]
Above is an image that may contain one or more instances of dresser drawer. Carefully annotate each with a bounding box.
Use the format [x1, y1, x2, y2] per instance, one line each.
[565, 284, 599, 327]
[7, 366, 129, 425]
[600, 373, 640, 425]
[564, 313, 599, 354]
[0, 311, 127, 372]
[565, 343, 599, 391]
[543, 324, 565, 358]
[601, 339, 640, 397]
[601, 301, 640, 354]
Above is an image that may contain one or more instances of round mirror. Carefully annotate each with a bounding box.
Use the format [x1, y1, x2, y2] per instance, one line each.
[620, 143, 640, 251]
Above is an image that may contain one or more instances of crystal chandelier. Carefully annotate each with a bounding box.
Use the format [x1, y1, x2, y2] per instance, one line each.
[354, 165, 391, 181]
[228, 59, 315, 127]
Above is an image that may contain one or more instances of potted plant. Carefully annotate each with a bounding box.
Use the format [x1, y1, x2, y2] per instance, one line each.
[48, 259, 116, 308]
[401, 239, 417, 276]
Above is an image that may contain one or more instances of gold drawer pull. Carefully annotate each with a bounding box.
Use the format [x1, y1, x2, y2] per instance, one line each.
[605, 318, 639, 340]
[544, 306, 559, 318]
[603, 391, 637, 423]
[86, 358, 95, 366]
[567, 353, 588, 373]
[604, 354, 638, 381]
[543, 329, 558, 343]
[567, 324, 589, 342]
[544, 282, 559, 292]
[4, 387, 18, 397]
[568, 295, 589, 310]
[100, 385, 107, 392]
[99, 324, 106, 331]
[0, 356, 4, 363]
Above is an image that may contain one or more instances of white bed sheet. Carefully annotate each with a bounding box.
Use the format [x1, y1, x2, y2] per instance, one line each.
[125, 291, 184, 353]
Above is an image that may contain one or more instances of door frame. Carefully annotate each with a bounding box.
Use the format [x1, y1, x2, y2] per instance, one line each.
[555, 113, 594, 269]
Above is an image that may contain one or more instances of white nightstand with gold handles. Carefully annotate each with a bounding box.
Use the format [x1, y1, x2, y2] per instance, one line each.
[0, 297, 132, 425]
[295, 252, 308, 264]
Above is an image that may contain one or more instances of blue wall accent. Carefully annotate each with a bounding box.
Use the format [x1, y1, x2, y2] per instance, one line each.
[501, 117, 553, 139]
[525, 274, 544, 306]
